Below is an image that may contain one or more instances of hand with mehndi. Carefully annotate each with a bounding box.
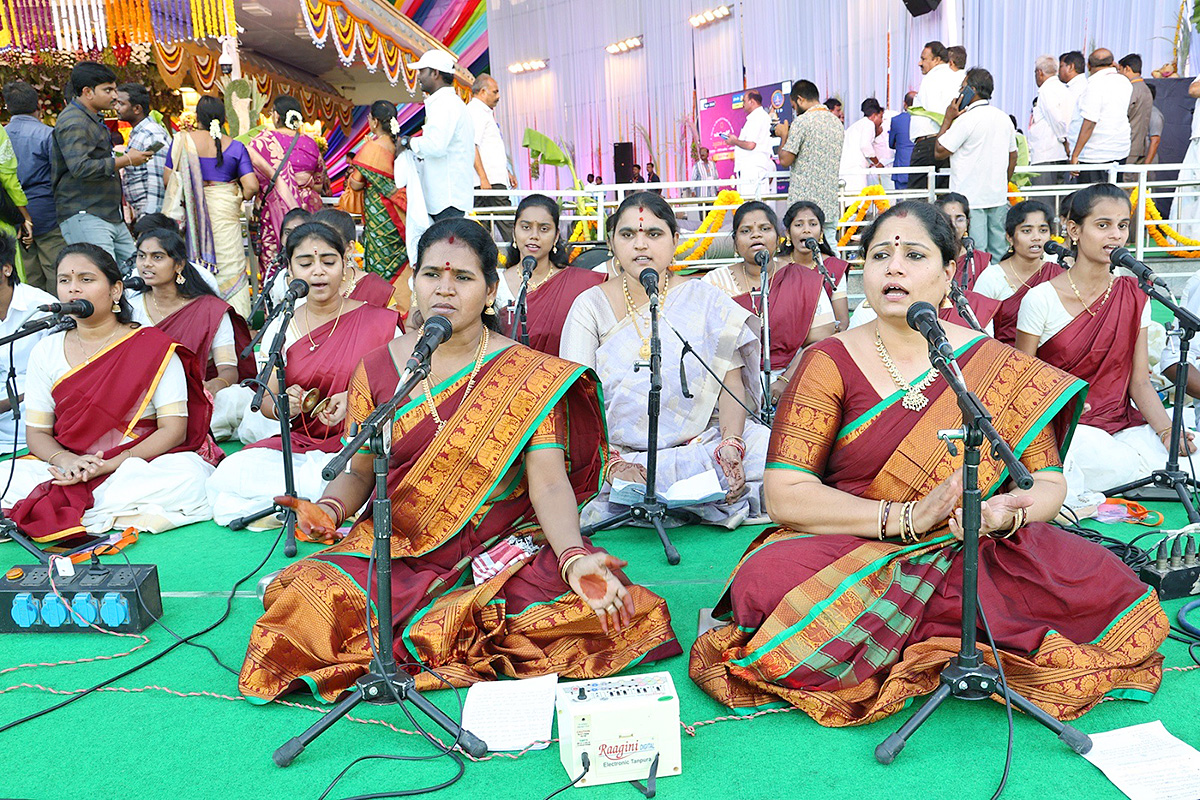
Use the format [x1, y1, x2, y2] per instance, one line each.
[274, 495, 340, 543]
[565, 552, 635, 635]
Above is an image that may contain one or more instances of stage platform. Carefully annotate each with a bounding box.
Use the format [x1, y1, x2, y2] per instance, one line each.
[0, 501, 1196, 800]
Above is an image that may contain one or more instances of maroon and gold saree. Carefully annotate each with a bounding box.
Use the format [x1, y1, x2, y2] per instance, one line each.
[10, 328, 213, 544]
[239, 343, 680, 701]
[732, 263, 824, 370]
[501, 267, 606, 356]
[992, 261, 1063, 346]
[348, 271, 408, 313]
[251, 304, 399, 453]
[1036, 277, 1146, 433]
[689, 335, 1166, 725]
[942, 289, 1001, 331]
[156, 294, 256, 382]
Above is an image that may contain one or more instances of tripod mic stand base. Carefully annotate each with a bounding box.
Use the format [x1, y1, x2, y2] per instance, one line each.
[227, 506, 299, 557]
[874, 657, 1091, 765]
[1103, 469, 1200, 524]
[581, 500, 684, 565]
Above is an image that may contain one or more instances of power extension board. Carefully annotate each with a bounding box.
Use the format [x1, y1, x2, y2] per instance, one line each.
[2, 563, 162, 633]
[1139, 535, 1200, 601]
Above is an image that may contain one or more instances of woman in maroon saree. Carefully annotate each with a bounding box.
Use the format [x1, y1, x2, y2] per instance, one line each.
[690, 201, 1167, 725]
[206, 223, 401, 527]
[1016, 183, 1195, 502]
[239, 217, 679, 700]
[496, 194, 605, 355]
[3, 244, 217, 545]
[782, 201, 852, 330]
[705, 201, 835, 402]
[974, 200, 1064, 345]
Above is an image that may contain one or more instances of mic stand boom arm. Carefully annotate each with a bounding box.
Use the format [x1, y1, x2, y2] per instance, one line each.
[510, 274, 531, 346]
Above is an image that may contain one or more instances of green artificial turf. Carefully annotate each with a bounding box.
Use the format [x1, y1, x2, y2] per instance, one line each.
[0, 506, 1196, 800]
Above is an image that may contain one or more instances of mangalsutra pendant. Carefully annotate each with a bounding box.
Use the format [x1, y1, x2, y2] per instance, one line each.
[639, 342, 651, 359]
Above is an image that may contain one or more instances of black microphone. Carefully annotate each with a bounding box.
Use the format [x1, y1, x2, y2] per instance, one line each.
[753, 249, 770, 268]
[1043, 240, 1073, 258]
[404, 315, 453, 376]
[520, 255, 536, 280]
[906, 301, 955, 364]
[639, 267, 660, 299]
[285, 278, 310, 302]
[38, 299, 94, 317]
[803, 237, 820, 253]
[962, 235, 974, 254]
[1110, 247, 1169, 289]
[122, 275, 148, 292]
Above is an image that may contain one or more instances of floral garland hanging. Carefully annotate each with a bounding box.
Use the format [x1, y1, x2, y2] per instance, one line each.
[837, 185, 890, 248]
[1131, 186, 1200, 258]
[672, 188, 742, 267]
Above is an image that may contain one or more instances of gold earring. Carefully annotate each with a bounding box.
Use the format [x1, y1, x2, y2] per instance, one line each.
[112, 299, 121, 313]
[176, 271, 185, 285]
[484, 301, 497, 316]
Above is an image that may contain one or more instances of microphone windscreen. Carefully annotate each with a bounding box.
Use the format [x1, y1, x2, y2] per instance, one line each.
[73, 299, 95, 319]
[753, 249, 770, 267]
[122, 275, 148, 292]
[638, 267, 659, 293]
[906, 300, 938, 332]
[423, 314, 453, 343]
[288, 279, 310, 298]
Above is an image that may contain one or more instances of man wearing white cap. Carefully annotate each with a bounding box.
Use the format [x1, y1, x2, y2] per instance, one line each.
[398, 49, 475, 220]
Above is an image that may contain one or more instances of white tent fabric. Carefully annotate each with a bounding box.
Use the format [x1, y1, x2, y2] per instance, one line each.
[487, 0, 1184, 189]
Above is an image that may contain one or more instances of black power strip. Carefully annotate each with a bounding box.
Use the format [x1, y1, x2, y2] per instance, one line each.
[2, 563, 162, 633]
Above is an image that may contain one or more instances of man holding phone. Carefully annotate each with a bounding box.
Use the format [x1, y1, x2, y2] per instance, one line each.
[115, 82, 169, 220]
[934, 68, 1017, 260]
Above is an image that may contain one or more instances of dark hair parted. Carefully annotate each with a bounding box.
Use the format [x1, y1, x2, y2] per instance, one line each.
[606, 191, 678, 237]
[416, 217, 501, 332]
[312, 208, 358, 246]
[285, 222, 347, 263]
[195, 95, 228, 167]
[860, 201, 959, 267]
[1005, 200, 1053, 237]
[1067, 182, 1131, 225]
[731, 201, 781, 254]
[936, 191, 971, 218]
[505, 194, 568, 269]
[54, 243, 135, 324]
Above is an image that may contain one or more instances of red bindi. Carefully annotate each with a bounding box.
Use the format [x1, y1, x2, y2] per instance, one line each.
[447, 235, 455, 244]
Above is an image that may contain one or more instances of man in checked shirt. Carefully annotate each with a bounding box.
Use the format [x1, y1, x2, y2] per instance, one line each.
[114, 82, 169, 221]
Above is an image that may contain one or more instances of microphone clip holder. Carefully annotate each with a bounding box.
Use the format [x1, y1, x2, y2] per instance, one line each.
[875, 336, 1091, 765]
[275, 346, 488, 765]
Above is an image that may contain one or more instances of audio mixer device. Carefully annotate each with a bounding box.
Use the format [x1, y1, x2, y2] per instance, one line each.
[2, 560, 162, 634]
[557, 671, 682, 789]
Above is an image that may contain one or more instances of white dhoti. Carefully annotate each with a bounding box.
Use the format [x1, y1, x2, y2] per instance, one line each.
[1063, 422, 1198, 508]
[1172, 138, 1200, 241]
[211, 384, 253, 441]
[736, 166, 770, 201]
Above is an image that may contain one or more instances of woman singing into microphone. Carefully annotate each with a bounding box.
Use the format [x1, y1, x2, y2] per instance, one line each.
[238, 217, 678, 699]
[2, 244, 219, 543]
[780, 201, 852, 331]
[206, 223, 401, 530]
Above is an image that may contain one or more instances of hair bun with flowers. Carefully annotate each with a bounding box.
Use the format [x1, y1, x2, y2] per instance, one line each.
[389, 117, 400, 136]
[285, 109, 303, 130]
[209, 119, 222, 141]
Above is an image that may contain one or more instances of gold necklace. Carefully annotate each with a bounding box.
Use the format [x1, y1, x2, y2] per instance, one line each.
[304, 297, 346, 352]
[620, 271, 671, 360]
[875, 326, 938, 411]
[739, 257, 774, 314]
[422, 327, 490, 434]
[71, 325, 124, 365]
[1066, 270, 1114, 317]
[527, 265, 557, 293]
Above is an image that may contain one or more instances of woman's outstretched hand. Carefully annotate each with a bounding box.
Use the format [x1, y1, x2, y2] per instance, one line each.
[274, 495, 340, 544]
[565, 553, 635, 635]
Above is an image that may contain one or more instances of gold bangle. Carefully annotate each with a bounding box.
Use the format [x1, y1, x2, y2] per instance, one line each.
[46, 449, 67, 465]
[559, 554, 587, 584]
[212, 377, 231, 389]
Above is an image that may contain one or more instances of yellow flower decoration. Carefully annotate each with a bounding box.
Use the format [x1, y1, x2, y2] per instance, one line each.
[1130, 187, 1200, 258]
[837, 185, 889, 248]
[672, 189, 743, 268]
[1007, 182, 1023, 205]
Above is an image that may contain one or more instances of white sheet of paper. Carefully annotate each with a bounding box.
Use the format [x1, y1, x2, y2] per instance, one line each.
[460, 673, 558, 752]
[1082, 720, 1200, 800]
[663, 469, 726, 507]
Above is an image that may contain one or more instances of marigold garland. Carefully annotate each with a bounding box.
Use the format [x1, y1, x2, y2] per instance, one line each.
[1131, 187, 1200, 258]
[672, 189, 742, 268]
[837, 185, 889, 247]
[1007, 181, 1022, 205]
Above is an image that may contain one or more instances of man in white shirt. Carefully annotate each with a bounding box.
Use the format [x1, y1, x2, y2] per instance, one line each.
[724, 90, 774, 199]
[1028, 54, 1072, 186]
[0, 236, 57, 453]
[1059, 51, 1088, 108]
[840, 98, 884, 195]
[935, 68, 1018, 259]
[908, 40, 964, 189]
[1171, 75, 1200, 238]
[466, 74, 515, 240]
[1068, 49, 1132, 184]
[399, 49, 475, 221]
